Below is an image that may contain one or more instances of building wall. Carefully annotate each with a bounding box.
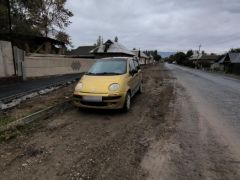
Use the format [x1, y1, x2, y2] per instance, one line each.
[0, 41, 15, 78]
[24, 54, 96, 78]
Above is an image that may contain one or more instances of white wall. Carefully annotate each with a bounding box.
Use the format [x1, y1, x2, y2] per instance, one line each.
[24, 54, 95, 78]
[0, 41, 15, 78]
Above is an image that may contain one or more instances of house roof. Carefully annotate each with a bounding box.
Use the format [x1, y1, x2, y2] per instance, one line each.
[132, 50, 148, 58]
[199, 54, 219, 60]
[189, 53, 201, 61]
[189, 54, 219, 61]
[0, 33, 65, 45]
[90, 40, 135, 56]
[228, 53, 240, 63]
[68, 46, 96, 57]
[218, 56, 226, 63]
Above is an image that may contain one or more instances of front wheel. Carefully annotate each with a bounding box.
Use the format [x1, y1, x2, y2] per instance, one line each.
[123, 92, 131, 112]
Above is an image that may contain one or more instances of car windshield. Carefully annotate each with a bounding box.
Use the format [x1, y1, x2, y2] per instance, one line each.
[86, 59, 127, 75]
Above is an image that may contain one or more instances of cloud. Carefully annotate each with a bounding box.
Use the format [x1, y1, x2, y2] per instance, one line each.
[66, 0, 240, 53]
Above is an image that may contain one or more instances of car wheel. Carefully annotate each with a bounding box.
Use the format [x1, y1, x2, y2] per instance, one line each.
[123, 92, 131, 112]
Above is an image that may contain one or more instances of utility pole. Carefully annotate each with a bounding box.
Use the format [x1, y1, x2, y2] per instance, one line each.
[198, 44, 202, 54]
[196, 44, 202, 69]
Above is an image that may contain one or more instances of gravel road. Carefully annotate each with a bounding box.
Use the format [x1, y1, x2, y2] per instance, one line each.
[0, 64, 240, 180]
[0, 64, 175, 180]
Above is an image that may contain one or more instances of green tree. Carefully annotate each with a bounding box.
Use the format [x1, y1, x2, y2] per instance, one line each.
[1, 0, 73, 38]
[230, 48, 240, 53]
[21, 0, 73, 37]
[0, 0, 9, 33]
[173, 52, 187, 65]
[55, 31, 73, 47]
[186, 49, 193, 57]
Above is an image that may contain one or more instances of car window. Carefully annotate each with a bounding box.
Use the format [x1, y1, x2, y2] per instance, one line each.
[133, 60, 140, 70]
[87, 59, 127, 75]
[129, 60, 136, 72]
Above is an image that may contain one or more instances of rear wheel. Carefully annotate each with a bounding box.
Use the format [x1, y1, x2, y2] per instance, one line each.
[123, 92, 131, 112]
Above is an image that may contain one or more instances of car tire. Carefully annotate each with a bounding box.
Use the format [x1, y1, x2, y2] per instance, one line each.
[123, 92, 131, 112]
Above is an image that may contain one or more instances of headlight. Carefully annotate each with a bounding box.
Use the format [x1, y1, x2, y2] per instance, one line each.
[108, 83, 120, 91]
[75, 82, 83, 91]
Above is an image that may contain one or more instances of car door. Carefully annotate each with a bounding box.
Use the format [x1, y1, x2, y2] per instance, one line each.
[128, 59, 138, 95]
[133, 59, 142, 88]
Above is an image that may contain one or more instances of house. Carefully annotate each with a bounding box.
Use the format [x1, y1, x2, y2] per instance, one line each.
[221, 53, 240, 74]
[148, 54, 155, 64]
[68, 46, 96, 58]
[132, 50, 148, 65]
[197, 54, 219, 69]
[189, 52, 219, 69]
[90, 39, 135, 58]
[210, 55, 225, 71]
[0, 33, 66, 54]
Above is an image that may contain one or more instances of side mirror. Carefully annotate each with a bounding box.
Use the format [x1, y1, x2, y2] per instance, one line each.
[129, 69, 137, 76]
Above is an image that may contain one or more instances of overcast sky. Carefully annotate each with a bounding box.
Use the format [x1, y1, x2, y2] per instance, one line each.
[66, 0, 240, 53]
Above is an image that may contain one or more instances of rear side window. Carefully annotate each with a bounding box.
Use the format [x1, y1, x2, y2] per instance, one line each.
[133, 60, 140, 70]
[129, 60, 135, 71]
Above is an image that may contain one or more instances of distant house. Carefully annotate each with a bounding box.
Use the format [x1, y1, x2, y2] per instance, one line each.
[221, 53, 240, 74]
[189, 53, 219, 69]
[148, 54, 155, 64]
[0, 33, 66, 54]
[132, 50, 148, 64]
[68, 46, 96, 58]
[90, 40, 135, 58]
[210, 56, 225, 71]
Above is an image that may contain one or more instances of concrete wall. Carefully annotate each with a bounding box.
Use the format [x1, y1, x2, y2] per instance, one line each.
[24, 54, 95, 78]
[0, 41, 15, 78]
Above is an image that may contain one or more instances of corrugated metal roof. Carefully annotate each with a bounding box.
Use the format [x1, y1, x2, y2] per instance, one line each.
[200, 54, 219, 60]
[189, 54, 201, 60]
[218, 56, 225, 64]
[90, 40, 135, 56]
[68, 46, 96, 57]
[228, 53, 240, 63]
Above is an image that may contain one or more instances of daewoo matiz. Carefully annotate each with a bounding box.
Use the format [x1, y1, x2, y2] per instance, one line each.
[73, 57, 142, 111]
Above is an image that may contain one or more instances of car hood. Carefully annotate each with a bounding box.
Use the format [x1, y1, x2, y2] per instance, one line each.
[76, 75, 124, 94]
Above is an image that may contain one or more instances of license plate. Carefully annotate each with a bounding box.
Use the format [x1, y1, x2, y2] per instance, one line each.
[82, 96, 102, 102]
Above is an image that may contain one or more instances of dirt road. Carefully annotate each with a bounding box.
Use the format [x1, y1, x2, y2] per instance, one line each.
[0, 64, 240, 180]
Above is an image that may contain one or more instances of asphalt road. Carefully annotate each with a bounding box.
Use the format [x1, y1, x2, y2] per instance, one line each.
[150, 63, 240, 179]
[166, 64, 240, 154]
[0, 74, 81, 100]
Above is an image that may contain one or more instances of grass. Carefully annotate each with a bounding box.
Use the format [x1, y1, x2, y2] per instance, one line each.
[0, 116, 16, 127]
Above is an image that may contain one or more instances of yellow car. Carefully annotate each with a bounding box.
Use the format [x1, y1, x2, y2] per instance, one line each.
[73, 57, 142, 111]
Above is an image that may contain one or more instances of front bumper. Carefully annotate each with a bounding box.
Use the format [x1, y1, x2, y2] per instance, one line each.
[73, 92, 126, 109]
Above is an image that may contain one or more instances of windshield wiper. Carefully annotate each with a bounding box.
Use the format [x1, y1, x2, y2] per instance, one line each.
[85, 72, 97, 75]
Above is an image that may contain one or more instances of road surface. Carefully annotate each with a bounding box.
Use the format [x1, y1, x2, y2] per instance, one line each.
[0, 74, 81, 101]
[0, 64, 240, 180]
[146, 63, 240, 179]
